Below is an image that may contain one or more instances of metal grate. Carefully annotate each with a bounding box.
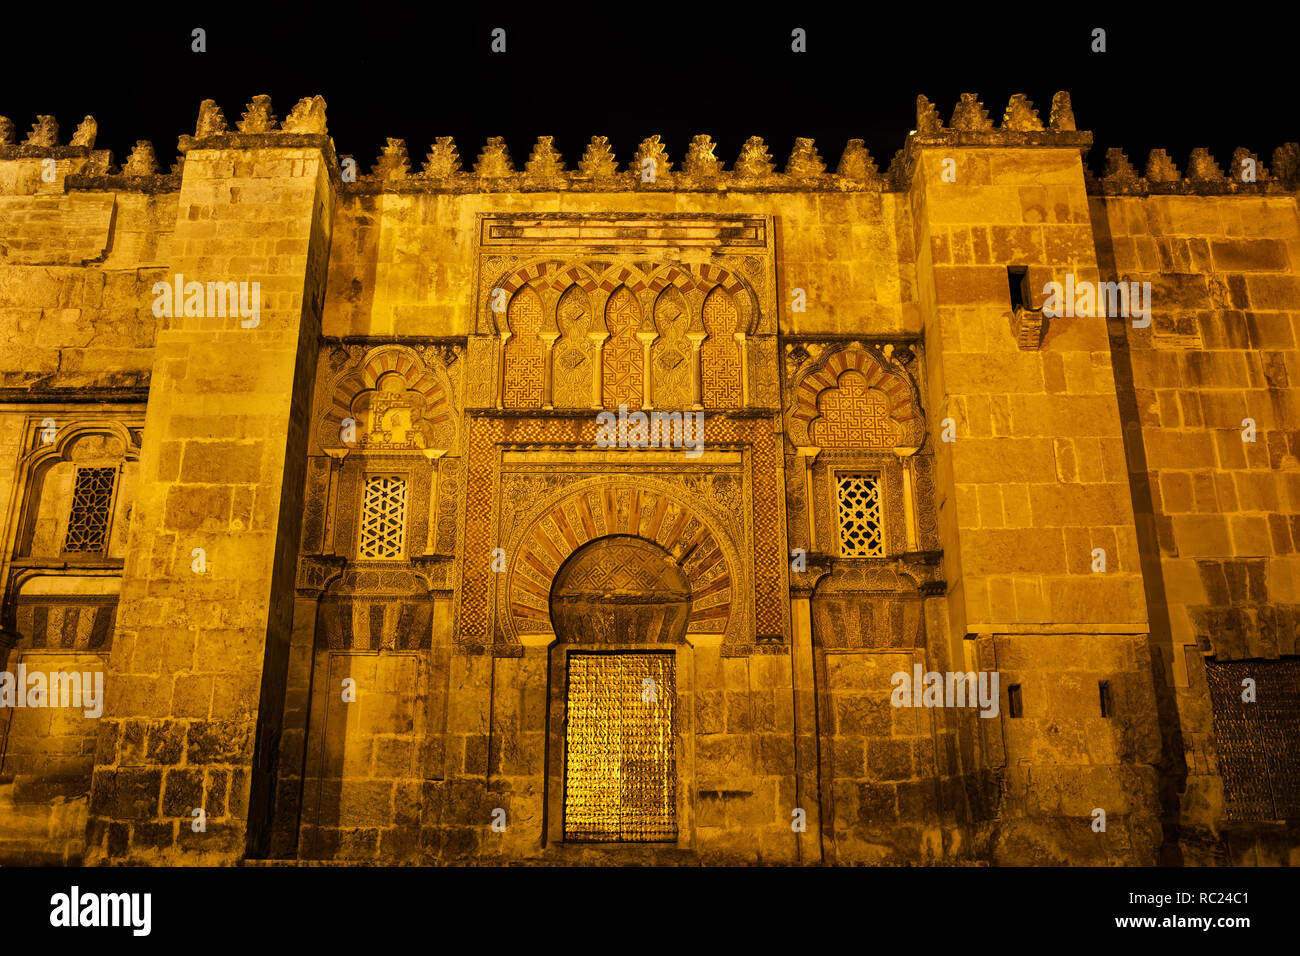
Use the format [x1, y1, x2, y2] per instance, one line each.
[357, 475, 408, 559]
[837, 472, 884, 557]
[1206, 658, 1300, 821]
[63, 466, 116, 553]
[564, 653, 677, 842]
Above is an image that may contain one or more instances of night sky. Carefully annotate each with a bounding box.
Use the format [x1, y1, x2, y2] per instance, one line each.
[2, 9, 1293, 178]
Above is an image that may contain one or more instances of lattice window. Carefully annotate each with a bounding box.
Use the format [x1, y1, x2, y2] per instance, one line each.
[357, 475, 408, 559]
[837, 473, 884, 557]
[564, 653, 677, 842]
[63, 466, 116, 553]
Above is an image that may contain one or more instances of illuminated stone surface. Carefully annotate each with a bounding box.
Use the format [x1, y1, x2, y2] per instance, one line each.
[0, 94, 1297, 865]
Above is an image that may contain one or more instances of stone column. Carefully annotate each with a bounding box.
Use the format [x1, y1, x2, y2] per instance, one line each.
[636, 331, 656, 409]
[734, 331, 748, 408]
[85, 96, 337, 864]
[588, 332, 607, 409]
[797, 447, 820, 551]
[540, 333, 558, 410]
[893, 446, 920, 553]
[495, 332, 511, 410]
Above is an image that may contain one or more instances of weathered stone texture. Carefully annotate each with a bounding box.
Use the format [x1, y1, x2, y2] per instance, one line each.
[1, 94, 1297, 867]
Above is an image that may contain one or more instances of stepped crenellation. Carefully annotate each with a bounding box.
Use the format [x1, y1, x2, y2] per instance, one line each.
[1, 78, 1299, 875]
[1088, 143, 1300, 194]
[0, 92, 1295, 193]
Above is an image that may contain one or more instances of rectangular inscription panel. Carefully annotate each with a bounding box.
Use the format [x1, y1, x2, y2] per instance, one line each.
[481, 214, 768, 249]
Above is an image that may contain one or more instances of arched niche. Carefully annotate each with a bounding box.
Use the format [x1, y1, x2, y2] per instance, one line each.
[16, 426, 138, 561]
[503, 480, 741, 646]
[785, 344, 925, 449]
[318, 345, 457, 453]
[550, 535, 691, 645]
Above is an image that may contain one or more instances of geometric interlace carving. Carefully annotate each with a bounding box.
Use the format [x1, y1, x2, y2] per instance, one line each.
[503, 288, 545, 409]
[701, 288, 741, 408]
[557, 539, 687, 598]
[63, 466, 116, 553]
[602, 287, 644, 409]
[357, 475, 408, 559]
[810, 371, 899, 447]
[836, 472, 884, 557]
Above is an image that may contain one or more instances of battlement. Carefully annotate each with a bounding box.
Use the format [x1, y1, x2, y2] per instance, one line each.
[1, 92, 1297, 195]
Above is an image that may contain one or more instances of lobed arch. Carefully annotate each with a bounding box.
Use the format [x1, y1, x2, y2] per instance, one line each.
[483, 260, 601, 334]
[482, 257, 762, 336]
[317, 344, 457, 453]
[786, 344, 925, 449]
[499, 478, 742, 646]
[18, 420, 139, 473]
[644, 261, 759, 335]
[601, 283, 645, 408]
[502, 286, 546, 409]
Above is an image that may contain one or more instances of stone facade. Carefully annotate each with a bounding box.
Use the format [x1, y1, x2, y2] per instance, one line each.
[0, 94, 1297, 865]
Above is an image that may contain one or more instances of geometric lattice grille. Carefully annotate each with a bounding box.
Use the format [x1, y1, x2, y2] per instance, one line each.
[564, 653, 677, 843]
[837, 472, 884, 557]
[63, 466, 116, 553]
[1206, 658, 1300, 821]
[357, 475, 408, 559]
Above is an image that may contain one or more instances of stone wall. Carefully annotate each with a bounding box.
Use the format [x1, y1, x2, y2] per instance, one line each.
[904, 99, 1161, 863]
[0, 94, 1296, 866]
[1093, 179, 1300, 865]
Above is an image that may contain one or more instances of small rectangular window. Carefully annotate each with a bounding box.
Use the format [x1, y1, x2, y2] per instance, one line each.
[63, 466, 116, 554]
[1099, 680, 1113, 717]
[357, 475, 408, 559]
[1008, 265, 1029, 311]
[836, 473, 884, 557]
[1007, 683, 1023, 719]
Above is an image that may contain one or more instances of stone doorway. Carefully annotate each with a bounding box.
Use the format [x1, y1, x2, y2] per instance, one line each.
[563, 652, 676, 842]
[549, 535, 691, 843]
